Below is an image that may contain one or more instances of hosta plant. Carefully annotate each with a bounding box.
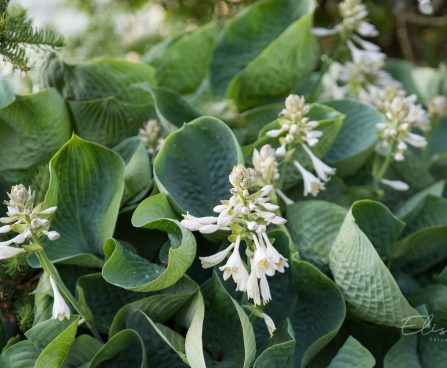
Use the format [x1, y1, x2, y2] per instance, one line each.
[1, 0, 447, 367]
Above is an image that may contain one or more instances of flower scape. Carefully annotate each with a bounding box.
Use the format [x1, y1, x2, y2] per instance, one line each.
[0, 0, 447, 367]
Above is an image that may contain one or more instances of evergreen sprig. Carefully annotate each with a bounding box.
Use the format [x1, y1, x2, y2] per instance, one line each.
[0, 0, 64, 71]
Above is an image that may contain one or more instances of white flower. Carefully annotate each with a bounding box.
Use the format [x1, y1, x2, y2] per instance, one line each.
[252, 145, 279, 183]
[199, 243, 235, 269]
[252, 235, 276, 278]
[219, 237, 249, 291]
[302, 144, 336, 182]
[42, 230, 60, 241]
[261, 313, 277, 337]
[404, 132, 427, 148]
[247, 267, 261, 305]
[0, 245, 25, 260]
[293, 160, 324, 197]
[50, 277, 71, 321]
[261, 233, 289, 273]
[381, 179, 409, 191]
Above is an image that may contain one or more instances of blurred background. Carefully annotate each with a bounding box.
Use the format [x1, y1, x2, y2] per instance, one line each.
[9, 0, 447, 66]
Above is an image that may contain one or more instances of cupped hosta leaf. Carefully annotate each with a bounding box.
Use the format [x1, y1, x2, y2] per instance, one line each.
[154, 116, 243, 216]
[88, 329, 146, 368]
[113, 137, 152, 206]
[323, 99, 381, 176]
[330, 201, 424, 328]
[35, 317, 79, 368]
[395, 181, 445, 222]
[126, 310, 188, 367]
[102, 218, 196, 291]
[0, 88, 71, 183]
[384, 335, 421, 368]
[0, 340, 39, 367]
[30, 135, 125, 267]
[211, 0, 315, 102]
[252, 321, 295, 368]
[201, 272, 256, 368]
[109, 277, 198, 336]
[225, 11, 318, 111]
[139, 85, 200, 132]
[327, 336, 375, 368]
[143, 23, 219, 94]
[351, 200, 405, 258]
[286, 200, 347, 269]
[67, 97, 152, 147]
[62, 335, 103, 368]
[178, 291, 206, 368]
[390, 226, 447, 274]
[290, 260, 346, 367]
[132, 193, 178, 226]
[42, 55, 156, 147]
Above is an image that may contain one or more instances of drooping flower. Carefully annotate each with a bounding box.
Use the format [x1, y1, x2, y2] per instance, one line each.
[261, 313, 277, 337]
[380, 179, 409, 191]
[301, 144, 336, 182]
[219, 236, 249, 291]
[0, 245, 25, 260]
[199, 243, 235, 269]
[49, 277, 71, 321]
[293, 160, 325, 197]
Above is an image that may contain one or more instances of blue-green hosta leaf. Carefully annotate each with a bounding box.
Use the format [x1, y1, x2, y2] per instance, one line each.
[327, 336, 375, 368]
[132, 193, 178, 226]
[395, 181, 445, 222]
[0, 88, 71, 183]
[201, 272, 256, 368]
[143, 23, 219, 94]
[109, 277, 198, 336]
[88, 329, 146, 368]
[0, 317, 80, 368]
[0, 341, 39, 368]
[384, 335, 421, 368]
[323, 99, 382, 176]
[177, 291, 206, 368]
[62, 335, 103, 368]
[113, 137, 152, 206]
[102, 217, 196, 292]
[138, 85, 200, 132]
[286, 200, 347, 269]
[30, 135, 125, 267]
[67, 97, 152, 147]
[252, 321, 295, 368]
[34, 317, 79, 368]
[390, 226, 447, 274]
[42, 55, 156, 147]
[403, 195, 447, 235]
[154, 116, 243, 216]
[290, 260, 346, 367]
[226, 11, 318, 111]
[211, 0, 317, 110]
[126, 310, 188, 367]
[418, 332, 447, 368]
[330, 201, 424, 328]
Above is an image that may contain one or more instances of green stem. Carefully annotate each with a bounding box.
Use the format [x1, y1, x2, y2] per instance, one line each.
[32, 237, 103, 341]
[375, 140, 397, 184]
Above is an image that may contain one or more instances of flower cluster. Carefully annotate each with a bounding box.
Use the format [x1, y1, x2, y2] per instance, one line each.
[138, 119, 164, 158]
[363, 86, 428, 162]
[0, 184, 70, 321]
[182, 165, 288, 314]
[265, 95, 336, 197]
[0, 184, 59, 255]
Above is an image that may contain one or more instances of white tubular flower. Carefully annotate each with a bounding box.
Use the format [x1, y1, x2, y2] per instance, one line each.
[252, 235, 276, 278]
[302, 144, 336, 182]
[219, 237, 249, 291]
[49, 277, 71, 321]
[293, 160, 324, 197]
[42, 230, 60, 241]
[138, 119, 164, 158]
[199, 243, 235, 269]
[261, 233, 289, 273]
[0, 245, 25, 260]
[261, 313, 277, 337]
[381, 179, 409, 191]
[247, 268, 261, 305]
[252, 145, 279, 183]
